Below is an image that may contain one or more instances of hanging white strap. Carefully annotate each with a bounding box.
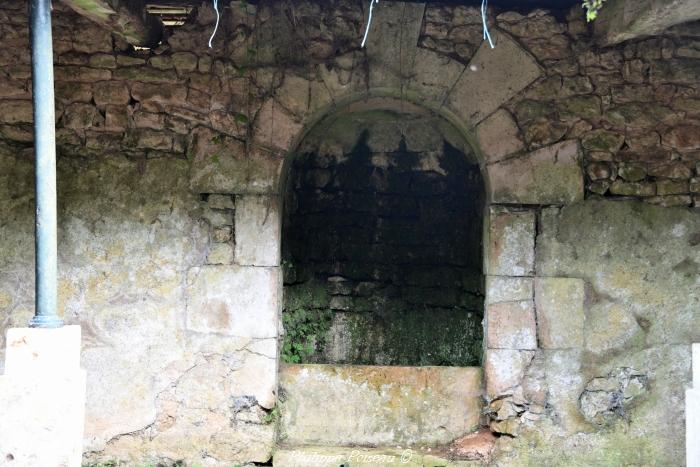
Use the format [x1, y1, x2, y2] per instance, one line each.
[482, 0, 495, 48]
[208, 0, 220, 48]
[361, 0, 379, 48]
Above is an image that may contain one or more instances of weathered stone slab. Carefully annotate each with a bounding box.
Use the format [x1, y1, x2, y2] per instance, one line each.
[487, 207, 535, 277]
[273, 445, 465, 467]
[534, 277, 585, 349]
[365, 2, 426, 90]
[279, 364, 482, 446]
[486, 276, 533, 305]
[406, 47, 465, 105]
[476, 109, 525, 163]
[536, 200, 700, 348]
[186, 265, 280, 338]
[484, 349, 534, 398]
[234, 195, 281, 267]
[445, 31, 542, 126]
[594, 0, 700, 45]
[486, 301, 537, 350]
[488, 140, 583, 205]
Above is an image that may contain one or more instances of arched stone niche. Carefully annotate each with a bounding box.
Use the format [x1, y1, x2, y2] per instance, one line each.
[186, 20, 585, 439]
[281, 99, 486, 366]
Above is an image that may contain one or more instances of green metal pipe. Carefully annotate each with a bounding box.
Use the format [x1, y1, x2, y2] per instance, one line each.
[29, 0, 62, 328]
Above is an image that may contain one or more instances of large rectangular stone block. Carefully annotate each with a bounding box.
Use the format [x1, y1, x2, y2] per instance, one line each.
[488, 140, 584, 205]
[234, 195, 281, 267]
[486, 276, 533, 305]
[486, 207, 536, 277]
[279, 364, 482, 446]
[485, 349, 535, 398]
[535, 277, 586, 349]
[486, 301, 537, 350]
[186, 265, 280, 338]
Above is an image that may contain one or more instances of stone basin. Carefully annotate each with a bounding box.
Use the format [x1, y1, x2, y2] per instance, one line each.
[278, 364, 483, 446]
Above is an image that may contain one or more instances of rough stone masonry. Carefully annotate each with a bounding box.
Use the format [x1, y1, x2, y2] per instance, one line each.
[0, 0, 699, 465]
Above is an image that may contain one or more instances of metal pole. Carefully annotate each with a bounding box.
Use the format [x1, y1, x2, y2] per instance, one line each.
[29, 0, 62, 328]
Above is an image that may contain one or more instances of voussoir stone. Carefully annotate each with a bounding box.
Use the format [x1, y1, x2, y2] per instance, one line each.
[407, 47, 465, 105]
[446, 31, 542, 126]
[365, 2, 425, 89]
[476, 108, 525, 163]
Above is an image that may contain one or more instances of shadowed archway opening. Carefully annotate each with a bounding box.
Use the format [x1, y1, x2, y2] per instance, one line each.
[281, 101, 485, 366]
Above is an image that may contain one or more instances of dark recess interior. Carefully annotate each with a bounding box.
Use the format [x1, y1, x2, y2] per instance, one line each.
[282, 113, 485, 366]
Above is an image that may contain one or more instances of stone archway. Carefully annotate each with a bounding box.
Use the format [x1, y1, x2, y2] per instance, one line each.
[186, 17, 586, 441]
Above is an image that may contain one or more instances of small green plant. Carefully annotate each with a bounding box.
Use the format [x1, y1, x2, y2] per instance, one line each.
[281, 307, 332, 363]
[263, 405, 280, 424]
[582, 0, 606, 21]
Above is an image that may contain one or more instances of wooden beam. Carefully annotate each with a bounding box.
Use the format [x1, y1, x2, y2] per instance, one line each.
[60, 0, 162, 47]
[594, 0, 700, 45]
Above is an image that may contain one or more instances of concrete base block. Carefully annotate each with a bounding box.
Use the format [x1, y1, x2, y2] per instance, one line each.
[688, 343, 700, 467]
[0, 326, 86, 467]
[687, 389, 700, 467]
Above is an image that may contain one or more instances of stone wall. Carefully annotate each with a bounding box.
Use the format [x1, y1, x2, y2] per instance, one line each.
[282, 111, 484, 366]
[0, 0, 699, 464]
[485, 199, 699, 466]
[0, 147, 277, 464]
